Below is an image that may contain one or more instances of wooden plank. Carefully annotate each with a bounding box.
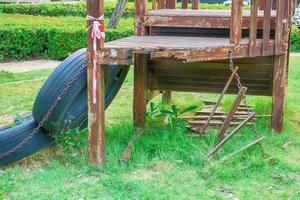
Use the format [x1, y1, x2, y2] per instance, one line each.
[249, 0, 259, 57]
[217, 87, 248, 139]
[208, 113, 256, 157]
[274, 0, 284, 55]
[192, 0, 199, 10]
[143, 14, 276, 30]
[87, 0, 105, 166]
[262, 0, 272, 56]
[272, 55, 287, 133]
[230, 0, 244, 44]
[182, 0, 188, 9]
[166, 0, 175, 9]
[152, 0, 157, 10]
[201, 67, 239, 135]
[133, 53, 148, 128]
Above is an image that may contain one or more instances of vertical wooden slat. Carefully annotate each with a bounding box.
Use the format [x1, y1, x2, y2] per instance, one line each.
[133, 54, 148, 128]
[152, 0, 157, 10]
[192, 0, 199, 10]
[87, 0, 105, 166]
[274, 0, 284, 55]
[166, 0, 175, 9]
[249, 0, 259, 57]
[134, 0, 148, 35]
[262, 0, 272, 56]
[182, 0, 188, 9]
[157, 0, 164, 9]
[259, 0, 265, 10]
[230, 0, 244, 44]
[272, 0, 277, 10]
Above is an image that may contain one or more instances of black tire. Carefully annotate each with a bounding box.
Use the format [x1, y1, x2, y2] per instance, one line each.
[32, 48, 129, 134]
[0, 120, 54, 165]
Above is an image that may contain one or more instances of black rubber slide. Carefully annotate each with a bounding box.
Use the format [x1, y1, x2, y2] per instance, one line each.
[0, 49, 129, 165]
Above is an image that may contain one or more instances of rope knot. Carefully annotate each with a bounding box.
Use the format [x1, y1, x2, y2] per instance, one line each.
[87, 15, 105, 40]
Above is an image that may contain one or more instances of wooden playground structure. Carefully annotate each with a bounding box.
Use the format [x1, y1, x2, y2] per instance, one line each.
[86, 0, 297, 165]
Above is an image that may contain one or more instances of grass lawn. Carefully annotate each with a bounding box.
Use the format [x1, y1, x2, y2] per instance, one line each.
[0, 57, 300, 199]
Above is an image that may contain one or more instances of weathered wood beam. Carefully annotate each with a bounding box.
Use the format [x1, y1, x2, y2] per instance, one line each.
[230, 0, 244, 44]
[87, 0, 105, 166]
[133, 53, 148, 128]
[182, 0, 188, 9]
[274, 0, 284, 55]
[201, 67, 239, 135]
[249, 0, 259, 57]
[135, 0, 148, 35]
[166, 0, 175, 9]
[192, 0, 199, 10]
[152, 0, 157, 10]
[217, 86, 248, 139]
[262, 0, 272, 56]
[272, 55, 287, 133]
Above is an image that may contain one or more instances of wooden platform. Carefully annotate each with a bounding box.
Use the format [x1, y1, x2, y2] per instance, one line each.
[141, 9, 276, 29]
[101, 36, 275, 65]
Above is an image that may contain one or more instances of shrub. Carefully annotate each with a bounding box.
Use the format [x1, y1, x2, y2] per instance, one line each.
[0, 2, 236, 18]
[0, 14, 134, 60]
[291, 26, 300, 52]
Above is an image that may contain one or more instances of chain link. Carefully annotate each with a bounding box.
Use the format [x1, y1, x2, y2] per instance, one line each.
[0, 66, 86, 160]
[228, 52, 265, 154]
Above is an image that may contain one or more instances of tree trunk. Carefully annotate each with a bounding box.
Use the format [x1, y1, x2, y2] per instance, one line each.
[107, 0, 128, 29]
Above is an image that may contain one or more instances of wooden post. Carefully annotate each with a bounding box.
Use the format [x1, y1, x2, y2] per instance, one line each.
[182, 0, 188, 9]
[272, 55, 287, 133]
[230, 0, 244, 44]
[87, 0, 105, 166]
[135, 0, 147, 35]
[166, 0, 176, 9]
[162, 91, 171, 104]
[133, 53, 148, 128]
[192, 0, 199, 10]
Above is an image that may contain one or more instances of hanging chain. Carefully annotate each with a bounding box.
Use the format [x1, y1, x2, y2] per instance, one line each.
[228, 52, 265, 154]
[0, 66, 86, 160]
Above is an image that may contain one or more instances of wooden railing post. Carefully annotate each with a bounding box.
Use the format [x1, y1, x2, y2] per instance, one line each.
[262, 0, 272, 56]
[274, 0, 284, 55]
[87, 0, 105, 166]
[166, 0, 176, 9]
[192, 0, 199, 10]
[135, 0, 148, 35]
[230, 0, 244, 44]
[249, 0, 259, 57]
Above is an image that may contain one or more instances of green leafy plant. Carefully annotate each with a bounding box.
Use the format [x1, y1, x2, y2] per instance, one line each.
[160, 105, 198, 129]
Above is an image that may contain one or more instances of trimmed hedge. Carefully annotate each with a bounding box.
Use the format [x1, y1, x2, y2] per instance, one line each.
[0, 14, 133, 61]
[0, 2, 235, 18]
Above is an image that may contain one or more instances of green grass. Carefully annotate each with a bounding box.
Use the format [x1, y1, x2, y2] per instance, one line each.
[0, 57, 300, 199]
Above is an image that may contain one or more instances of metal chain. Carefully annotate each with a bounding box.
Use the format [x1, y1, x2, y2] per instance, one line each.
[228, 52, 265, 154]
[0, 65, 86, 160]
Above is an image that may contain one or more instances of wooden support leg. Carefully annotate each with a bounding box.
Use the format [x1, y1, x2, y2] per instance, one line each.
[272, 55, 287, 133]
[162, 91, 171, 104]
[87, 59, 105, 166]
[133, 53, 148, 128]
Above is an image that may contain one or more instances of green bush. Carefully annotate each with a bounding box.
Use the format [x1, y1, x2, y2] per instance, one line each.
[0, 2, 236, 18]
[291, 26, 300, 52]
[0, 2, 135, 17]
[0, 14, 134, 60]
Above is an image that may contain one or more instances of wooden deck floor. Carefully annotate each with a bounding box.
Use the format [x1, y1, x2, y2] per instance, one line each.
[101, 36, 273, 65]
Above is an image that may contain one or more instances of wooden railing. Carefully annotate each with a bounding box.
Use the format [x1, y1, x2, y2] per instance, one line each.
[152, 0, 200, 10]
[230, 0, 296, 56]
